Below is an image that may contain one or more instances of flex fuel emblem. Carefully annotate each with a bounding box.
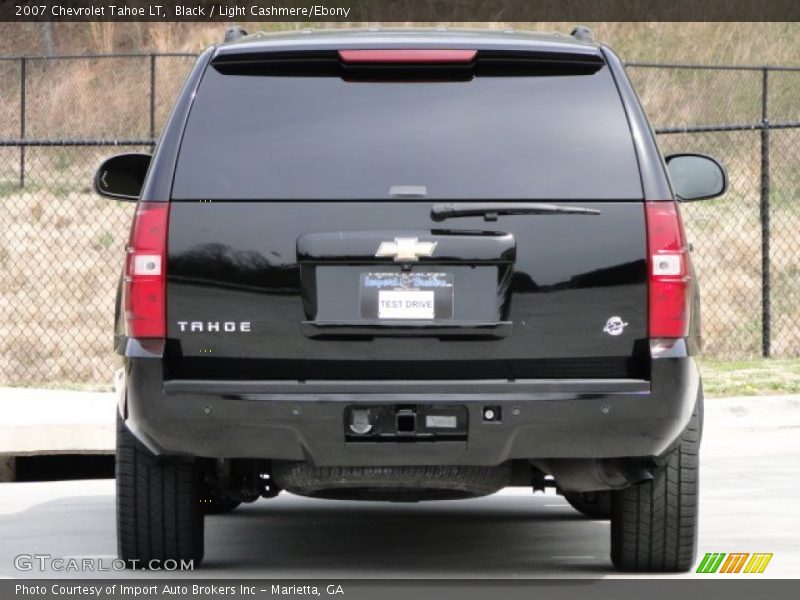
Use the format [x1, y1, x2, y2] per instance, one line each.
[603, 316, 628, 336]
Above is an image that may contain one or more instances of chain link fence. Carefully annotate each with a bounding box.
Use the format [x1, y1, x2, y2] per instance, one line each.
[0, 53, 195, 386]
[0, 54, 798, 387]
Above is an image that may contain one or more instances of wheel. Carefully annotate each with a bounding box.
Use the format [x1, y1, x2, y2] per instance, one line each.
[563, 491, 612, 519]
[610, 390, 703, 572]
[116, 414, 204, 568]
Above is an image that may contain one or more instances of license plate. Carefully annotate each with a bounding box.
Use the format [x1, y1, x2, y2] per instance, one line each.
[378, 290, 434, 319]
[360, 272, 454, 320]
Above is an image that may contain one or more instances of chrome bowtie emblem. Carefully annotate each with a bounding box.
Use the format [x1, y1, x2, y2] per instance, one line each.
[375, 237, 437, 262]
[603, 316, 629, 336]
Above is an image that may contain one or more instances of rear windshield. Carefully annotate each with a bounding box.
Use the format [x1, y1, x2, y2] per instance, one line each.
[172, 60, 642, 200]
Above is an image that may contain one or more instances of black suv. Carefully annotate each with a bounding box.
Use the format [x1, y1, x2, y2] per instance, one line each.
[96, 28, 726, 572]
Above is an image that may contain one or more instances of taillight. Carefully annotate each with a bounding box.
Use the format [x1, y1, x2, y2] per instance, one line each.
[124, 202, 169, 339]
[646, 201, 691, 338]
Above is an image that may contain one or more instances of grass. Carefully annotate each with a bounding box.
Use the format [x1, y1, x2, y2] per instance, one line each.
[699, 358, 800, 397]
[0, 183, 133, 385]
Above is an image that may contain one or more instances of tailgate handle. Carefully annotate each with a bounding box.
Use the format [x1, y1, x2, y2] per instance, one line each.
[301, 320, 512, 340]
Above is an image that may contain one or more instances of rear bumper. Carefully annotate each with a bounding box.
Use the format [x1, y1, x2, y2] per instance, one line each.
[122, 350, 700, 467]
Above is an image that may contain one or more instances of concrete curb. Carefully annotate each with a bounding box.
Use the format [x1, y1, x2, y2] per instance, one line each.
[0, 387, 116, 457]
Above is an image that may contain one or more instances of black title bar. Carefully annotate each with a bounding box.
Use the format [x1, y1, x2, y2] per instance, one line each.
[2, 0, 800, 22]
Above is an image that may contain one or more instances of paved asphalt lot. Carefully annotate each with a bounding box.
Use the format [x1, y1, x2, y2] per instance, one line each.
[1, 396, 798, 579]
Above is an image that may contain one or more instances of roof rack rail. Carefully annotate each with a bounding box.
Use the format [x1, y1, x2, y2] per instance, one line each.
[570, 26, 594, 42]
[224, 26, 248, 43]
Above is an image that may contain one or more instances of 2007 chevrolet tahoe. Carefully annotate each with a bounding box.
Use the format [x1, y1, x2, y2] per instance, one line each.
[96, 27, 727, 572]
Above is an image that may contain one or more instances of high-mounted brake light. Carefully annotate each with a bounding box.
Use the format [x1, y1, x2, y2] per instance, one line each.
[646, 201, 691, 338]
[124, 202, 169, 339]
[338, 49, 477, 64]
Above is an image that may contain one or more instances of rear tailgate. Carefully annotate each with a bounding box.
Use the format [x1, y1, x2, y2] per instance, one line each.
[165, 45, 648, 381]
[166, 202, 646, 380]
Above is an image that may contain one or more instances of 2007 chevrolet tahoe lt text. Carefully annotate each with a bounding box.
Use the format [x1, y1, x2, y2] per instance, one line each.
[95, 27, 727, 572]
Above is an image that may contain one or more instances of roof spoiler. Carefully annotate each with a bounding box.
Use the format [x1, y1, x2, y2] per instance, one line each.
[210, 48, 605, 78]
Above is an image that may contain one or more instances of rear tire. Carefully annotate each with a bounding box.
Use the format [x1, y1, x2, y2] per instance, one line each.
[116, 414, 204, 568]
[563, 491, 612, 519]
[610, 391, 702, 572]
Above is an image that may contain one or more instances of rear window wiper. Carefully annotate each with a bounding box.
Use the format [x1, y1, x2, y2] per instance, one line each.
[430, 202, 601, 222]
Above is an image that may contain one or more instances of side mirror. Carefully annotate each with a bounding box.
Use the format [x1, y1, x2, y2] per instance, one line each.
[94, 153, 151, 201]
[665, 153, 727, 201]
